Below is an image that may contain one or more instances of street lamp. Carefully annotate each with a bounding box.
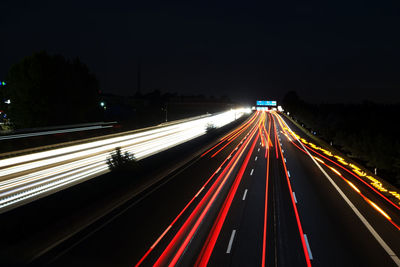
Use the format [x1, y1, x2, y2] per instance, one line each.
[161, 103, 168, 122]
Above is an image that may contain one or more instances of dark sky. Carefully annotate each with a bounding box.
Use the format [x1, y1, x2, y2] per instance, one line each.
[1, 0, 400, 104]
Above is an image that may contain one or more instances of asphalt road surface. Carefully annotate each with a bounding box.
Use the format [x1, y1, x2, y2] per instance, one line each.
[34, 111, 400, 267]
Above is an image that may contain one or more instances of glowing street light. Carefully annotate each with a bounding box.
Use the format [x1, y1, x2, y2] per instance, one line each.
[100, 101, 106, 110]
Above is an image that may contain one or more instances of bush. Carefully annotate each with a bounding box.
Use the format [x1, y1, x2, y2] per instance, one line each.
[106, 147, 139, 173]
[205, 123, 217, 134]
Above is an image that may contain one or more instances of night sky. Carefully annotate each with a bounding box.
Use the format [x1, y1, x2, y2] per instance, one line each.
[1, 1, 400, 104]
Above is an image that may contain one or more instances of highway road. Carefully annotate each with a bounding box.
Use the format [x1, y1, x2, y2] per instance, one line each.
[0, 109, 249, 213]
[26, 111, 400, 266]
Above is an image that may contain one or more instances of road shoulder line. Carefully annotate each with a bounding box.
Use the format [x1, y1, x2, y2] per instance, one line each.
[295, 128, 400, 266]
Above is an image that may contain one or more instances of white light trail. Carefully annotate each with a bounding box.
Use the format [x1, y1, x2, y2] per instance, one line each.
[0, 109, 250, 212]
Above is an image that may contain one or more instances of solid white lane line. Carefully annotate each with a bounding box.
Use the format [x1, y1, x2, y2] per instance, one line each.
[226, 230, 236, 253]
[293, 192, 298, 203]
[255, 156, 258, 161]
[250, 169, 254, 176]
[304, 234, 313, 260]
[287, 171, 291, 177]
[242, 189, 248, 200]
[287, 119, 400, 266]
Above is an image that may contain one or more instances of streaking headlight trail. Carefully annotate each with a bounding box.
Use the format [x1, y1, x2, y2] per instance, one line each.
[0, 108, 251, 213]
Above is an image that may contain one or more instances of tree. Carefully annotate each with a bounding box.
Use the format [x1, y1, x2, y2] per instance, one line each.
[283, 91, 400, 185]
[205, 123, 217, 134]
[3, 51, 101, 128]
[106, 147, 139, 173]
[282, 91, 301, 111]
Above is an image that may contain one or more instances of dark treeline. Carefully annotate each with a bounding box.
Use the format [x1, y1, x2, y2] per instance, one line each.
[1, 51, 101, 129]
[0, 51, 235, 131]
[282, 91, 400, 186]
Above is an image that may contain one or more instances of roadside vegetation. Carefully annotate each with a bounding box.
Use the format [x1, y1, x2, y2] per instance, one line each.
[0, 51, 102, 129]
[107, 147, 139, 173]
[205, 123, 217, 134]
[282, 91, 400, 186]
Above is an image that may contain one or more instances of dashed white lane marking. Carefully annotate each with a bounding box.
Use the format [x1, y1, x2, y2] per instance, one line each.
[287, 171, 291, 177]
[293, 192, 298, 203]
[255, 156, 258, 161]
[242, 189, 248, 200]
[226, 230, 236, 253]
[258, 148, 260, 152]
[284, 157, 287, 163]
[282, 149, 284, 153]
[195, 187, 205, 198]
[304, 234, 313, 260]
[259, 142, 262, 145]
[250, 169, 254, 176]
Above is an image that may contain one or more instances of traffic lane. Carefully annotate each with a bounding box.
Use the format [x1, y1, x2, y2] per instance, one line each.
[208, 113, 305, 267]
[279, 115, 400, 259]
[174, 124, 260, 266]
[268, 122, 308, 267]
[0, 128, 210, 213]
[275, 119, 398, 266]
[207, 138, 266, 267]
[44, 118, 258, 267]
[145, 113, 260, 266]
[1, 112, 247, 209]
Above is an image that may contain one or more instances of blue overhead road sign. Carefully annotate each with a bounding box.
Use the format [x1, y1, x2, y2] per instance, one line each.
[256, 100, 277, 106]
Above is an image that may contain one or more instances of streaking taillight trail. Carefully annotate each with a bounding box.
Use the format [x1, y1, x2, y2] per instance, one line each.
[135, 111, 260, 266]
[153, 117, 260, 266]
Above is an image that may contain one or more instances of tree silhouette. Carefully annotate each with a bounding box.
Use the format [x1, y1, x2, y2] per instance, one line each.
[3, 51, 101, 128]
[282, 91, 400, 186]
[106, 147, 139, 173]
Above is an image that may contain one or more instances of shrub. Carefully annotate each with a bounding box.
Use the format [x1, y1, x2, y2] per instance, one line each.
[106, 147, 139, 172]
[205, 123, 217, 134]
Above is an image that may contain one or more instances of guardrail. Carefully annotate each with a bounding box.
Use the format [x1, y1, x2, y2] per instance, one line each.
[0, 122, 117, 141]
